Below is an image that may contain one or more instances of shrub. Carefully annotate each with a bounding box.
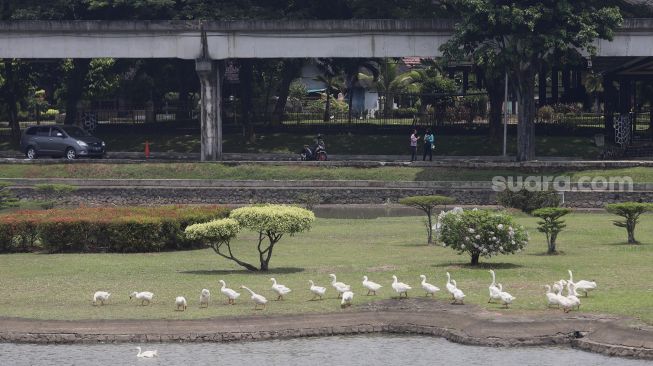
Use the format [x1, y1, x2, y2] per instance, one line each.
[496, 188, 560, 214]
[228, 205, 315, 271]
[532, 207, 572, 254]
[437, 208, 529, 265]
[0, 205, 230, 253]
[399, 195, 455, 245]
[537, 105, 555, 122]
[44, 109, 60, 118]
[605, 202, 653, 244]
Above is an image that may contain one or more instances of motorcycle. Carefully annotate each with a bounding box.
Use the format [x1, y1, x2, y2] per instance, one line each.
[300, 140, 328, 161]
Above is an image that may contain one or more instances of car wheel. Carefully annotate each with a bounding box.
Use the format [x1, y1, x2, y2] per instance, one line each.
[25, 146, 37, 160]
[65, 147, 77, 160]
[317, 152, 328, 161]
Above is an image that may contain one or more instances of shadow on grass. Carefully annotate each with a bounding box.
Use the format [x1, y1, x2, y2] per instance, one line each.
[528, 251, 567, 256]
[431, 262, 523, 270]
[179, 267, 305, 275]
[603, 241, 650, 246]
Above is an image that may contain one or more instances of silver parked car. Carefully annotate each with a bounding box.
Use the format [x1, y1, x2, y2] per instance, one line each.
[20, 125, 106, 160]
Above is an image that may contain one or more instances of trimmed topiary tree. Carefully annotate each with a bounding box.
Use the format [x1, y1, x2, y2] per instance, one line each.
[496, 188, 560, 214]
[605, 202, 653, 244]
[184, 218, 254, 270]
[437, 208, 528, 265]
[399, 195, 455, 245]
[229, 205, 315, 271]
[532, 207, 571, 254]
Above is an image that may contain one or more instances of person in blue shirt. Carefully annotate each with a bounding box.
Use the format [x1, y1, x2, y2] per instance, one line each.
[423, 128, 434, 161]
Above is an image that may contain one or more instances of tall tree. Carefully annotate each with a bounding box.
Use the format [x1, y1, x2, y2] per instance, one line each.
[441, 0, 622, 161]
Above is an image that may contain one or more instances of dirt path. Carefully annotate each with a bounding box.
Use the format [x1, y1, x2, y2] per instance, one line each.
[1, 299, 651, 360]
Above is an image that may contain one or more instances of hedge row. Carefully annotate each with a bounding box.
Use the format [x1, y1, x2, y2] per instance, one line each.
[0, 206, 230, 253]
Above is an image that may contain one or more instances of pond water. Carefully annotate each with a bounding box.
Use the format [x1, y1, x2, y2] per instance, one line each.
[0, 335, 648, 366]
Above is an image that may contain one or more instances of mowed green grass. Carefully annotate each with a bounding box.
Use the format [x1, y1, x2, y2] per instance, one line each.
[1, 163, 653, 182]
[0, 213, 651, 322]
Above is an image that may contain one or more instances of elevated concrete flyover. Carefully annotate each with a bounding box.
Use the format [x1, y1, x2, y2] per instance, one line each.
[2, 19, 653, 160]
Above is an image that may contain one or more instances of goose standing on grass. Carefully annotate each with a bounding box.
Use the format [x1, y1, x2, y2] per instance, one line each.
[568, 270, 597, 297]
[240, 286, 268, 310]
[488, 270, 502, 303]
[391, 275, 412, 298]
[219, 280, 240, 305]
[175, 296, 187, 311]
[308, 280, 326, 300]
[135, 346, 158, 358]
[329, 274, 351, 298]
[445, 272, 456, 299]
[93, 291, 110, 306]
[544, 285, 561, 308]
[496, 283, 515, 308]
[199, 289, 211, 308]
[552, 279, 566, 295]
[566, 282, 581, 310]
[341, 291, 354, 308]
[270, 278, 292, 300]
[419, 275, 440, 297]
[129, 291, 154, 306]
[362, 276, 382, 296]
[450, 279, 465, 305]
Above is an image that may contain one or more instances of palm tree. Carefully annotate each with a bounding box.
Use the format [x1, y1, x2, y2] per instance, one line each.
[314, 58, 346, 121]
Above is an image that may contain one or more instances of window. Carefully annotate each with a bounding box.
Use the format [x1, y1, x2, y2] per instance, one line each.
[51, 127, 64, 137]
[25, 127, 37, 136]
[36, 127, 50, 137]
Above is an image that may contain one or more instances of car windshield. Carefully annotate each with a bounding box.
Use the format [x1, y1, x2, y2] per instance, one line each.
[61, 126, 91, 137]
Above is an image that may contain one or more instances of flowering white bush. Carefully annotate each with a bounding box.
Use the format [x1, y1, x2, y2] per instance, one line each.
[437, 208, 529, 265]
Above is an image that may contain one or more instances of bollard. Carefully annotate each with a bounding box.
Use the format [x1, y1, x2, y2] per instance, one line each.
[145, 140, 150, 159]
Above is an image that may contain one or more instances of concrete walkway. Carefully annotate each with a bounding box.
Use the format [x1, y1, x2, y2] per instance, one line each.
[0, 299, 651, 359]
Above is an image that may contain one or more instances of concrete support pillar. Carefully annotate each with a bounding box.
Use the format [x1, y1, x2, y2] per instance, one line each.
[196, 59, 223, 161]
[603, 75, 616, 143]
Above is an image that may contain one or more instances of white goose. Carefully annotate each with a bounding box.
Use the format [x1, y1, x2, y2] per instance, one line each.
[308, 280, 327, 300]
[199, 288, 211, 308]
[129, 291, 154, 306]
[175, 296, 187, 311]
[135, 346, 158, 358]
[391, 275, 412, 298]
[552, 279, 566, 295]
[567, 270, 597, 297]
[240, 286, 268, 310]
[329, 274, 351, 298]
[270, 278, 292, 300]
[445, 272, 456, 299]
[362, 276, 382, 296]
[544, 285, 561, 308]
[488, 270, 502, 303]
[450, 279, 465, 304]
[565, 282, 581, 310]
[93, 291, 110, 306]
[419, 275, 440, 297]
[219, 280, 240, 305]
[496, 283, 515, 308]
[341, 291, 354, 308]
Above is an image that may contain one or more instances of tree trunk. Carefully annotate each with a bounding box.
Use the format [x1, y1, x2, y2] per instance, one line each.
[547, 232, 558, 254]
[64, 59, 91, 125]
[271, 60, 301, 126]
[2, 59, 20, 148]
[486, 75, 504, 141]
[627, 221, 637, 244]
[323, 83, 331, 122]
[426, 211, 433, 245]
[470, 252, 480, 265]
[514, 67, 537, 161]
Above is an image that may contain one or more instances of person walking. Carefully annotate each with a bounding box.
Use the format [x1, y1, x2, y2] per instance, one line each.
[423, 129, 434, 161]
[409, 129, 420, 161]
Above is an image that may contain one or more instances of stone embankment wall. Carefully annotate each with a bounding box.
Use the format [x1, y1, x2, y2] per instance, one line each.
[6, 179, 653, 208]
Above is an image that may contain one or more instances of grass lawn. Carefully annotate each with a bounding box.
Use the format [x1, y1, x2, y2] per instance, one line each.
[0, 213, 651, 322]
[1, 133, 602, 158]
[1, 163, 652, 182]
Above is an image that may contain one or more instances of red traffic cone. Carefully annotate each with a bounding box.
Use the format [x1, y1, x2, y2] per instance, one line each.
[145, 140, 150, 159]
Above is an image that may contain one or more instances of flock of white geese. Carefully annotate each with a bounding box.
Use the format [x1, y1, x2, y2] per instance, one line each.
[92, 269, 597, 314]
